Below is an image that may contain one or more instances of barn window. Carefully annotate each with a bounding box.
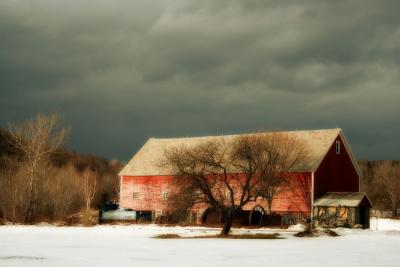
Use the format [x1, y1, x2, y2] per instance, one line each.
[132, 192, 139, 199]
[225, 191, 232, 199]
[336, 140, 341, 155]
[162, 191, 169, 200]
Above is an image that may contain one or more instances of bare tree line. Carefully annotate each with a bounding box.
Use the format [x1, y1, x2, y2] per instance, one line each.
[8, 113, 69, 222]
[0, 114, 119, 224]
[360, 160, 400, 215]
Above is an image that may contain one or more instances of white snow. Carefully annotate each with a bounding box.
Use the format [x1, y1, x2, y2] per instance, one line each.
[287, 223, 307, 232]
[0, 219, 399, 267]
[370, 217, 400, 231]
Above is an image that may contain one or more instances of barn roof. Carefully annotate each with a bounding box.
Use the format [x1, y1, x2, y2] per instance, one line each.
[120, 128, 360, 177]
[314, 192, 372, 207]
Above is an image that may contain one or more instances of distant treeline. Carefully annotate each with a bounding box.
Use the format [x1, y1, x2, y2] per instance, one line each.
[359, 160, 400, 213]
[1, 127, 121, 176]
[0, 120, 122, 224]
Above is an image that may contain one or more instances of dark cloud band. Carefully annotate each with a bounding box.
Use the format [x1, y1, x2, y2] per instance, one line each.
[0, 0, 399, 160]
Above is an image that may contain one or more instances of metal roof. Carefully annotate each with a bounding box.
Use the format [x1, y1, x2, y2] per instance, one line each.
[314, 192, 371, 207]
[120, 128, 348, 176]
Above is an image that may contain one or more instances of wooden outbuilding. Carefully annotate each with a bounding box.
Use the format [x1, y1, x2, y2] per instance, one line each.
[313, 192, 372, 228]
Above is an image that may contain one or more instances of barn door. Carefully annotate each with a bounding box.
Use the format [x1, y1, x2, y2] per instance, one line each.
[359, 207, 366, 226]
[249, 206, 265, 226]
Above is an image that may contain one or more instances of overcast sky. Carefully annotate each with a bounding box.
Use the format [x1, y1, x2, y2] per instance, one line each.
[1, 0, 399, 161]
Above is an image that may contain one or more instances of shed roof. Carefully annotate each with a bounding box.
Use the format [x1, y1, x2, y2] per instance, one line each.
[314, 192, 372, 207]
[120, 128, 351, 176]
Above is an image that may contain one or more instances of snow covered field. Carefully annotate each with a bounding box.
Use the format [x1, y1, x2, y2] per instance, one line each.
[0, 218, 399, 267]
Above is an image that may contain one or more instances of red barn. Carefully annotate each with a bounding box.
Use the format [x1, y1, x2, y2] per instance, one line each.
[119, 128, 371, 227]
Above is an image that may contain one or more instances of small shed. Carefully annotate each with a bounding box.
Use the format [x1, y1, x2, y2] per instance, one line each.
[313, 192, 372, 228]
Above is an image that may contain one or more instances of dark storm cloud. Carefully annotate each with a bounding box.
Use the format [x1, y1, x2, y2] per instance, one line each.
[1, 0, 399, 160]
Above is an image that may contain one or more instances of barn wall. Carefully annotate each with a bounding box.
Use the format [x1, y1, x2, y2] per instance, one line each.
[314, 135, 359, 198]
[120, 172, 312, 216]
[120, 175, 174, 211]
[246, 172, 312, 215]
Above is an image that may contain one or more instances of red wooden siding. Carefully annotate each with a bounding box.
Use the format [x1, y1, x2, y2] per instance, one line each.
[120, 175, 174, 211]
[120, 172, 312, 215]
[314, 135, 359, 199]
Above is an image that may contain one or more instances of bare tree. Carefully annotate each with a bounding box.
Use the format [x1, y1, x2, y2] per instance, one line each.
[8, 113, 69, 222]
[167, 176, 198, 223]
[296, 176, 312, 212]
[81, 169, 97, 210]
[44, 164, 83, 219]
[291, 174, 313, 229]
[359, 160, 395, 211]
[164, 139, 249, 235]
[375, 161, 400, 215]
[163, 133, 307, 235]
[0, 160, 30, 223]
[254, 133, 309, 214]
[0, 165, 11, 223]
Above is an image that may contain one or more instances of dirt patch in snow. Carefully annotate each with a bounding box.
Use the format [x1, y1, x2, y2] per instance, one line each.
[154, 234, 182, 239]
[154, 233, 283, 239]
[294, 229, 339, 237]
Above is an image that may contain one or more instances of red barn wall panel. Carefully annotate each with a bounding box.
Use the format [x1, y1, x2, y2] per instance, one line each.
[120, 175, 174, 211]
[314, 135, 359, 198]
[270, 172, 312, 214]
[120, 172, 312, 215]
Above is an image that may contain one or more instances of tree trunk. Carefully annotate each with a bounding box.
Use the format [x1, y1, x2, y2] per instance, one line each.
[25, 175, 36, 223]
[267, 198, 273, 215]
[1, 202, 5, 223]
[221, 216, 233, 236]
[12, 188, 17, 224]
[12, 205, 16, 224]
